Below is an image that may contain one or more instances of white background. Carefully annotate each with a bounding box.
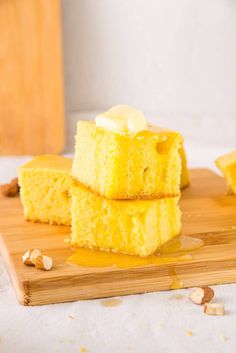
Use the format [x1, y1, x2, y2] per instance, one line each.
[62, 0, 236, 150]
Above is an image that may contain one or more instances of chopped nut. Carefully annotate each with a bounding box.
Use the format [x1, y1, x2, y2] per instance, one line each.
[22, 249, 41, 266]
[189, 286, 214, 305]
[204, 303, 225, 316]
[34, 255, 53, 271]
[1, 177, 19, 197]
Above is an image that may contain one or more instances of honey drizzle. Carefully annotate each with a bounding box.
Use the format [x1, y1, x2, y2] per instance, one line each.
[168, 267, 183, 289]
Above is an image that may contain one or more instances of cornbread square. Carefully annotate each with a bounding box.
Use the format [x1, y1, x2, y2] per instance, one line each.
[18, 155, 72, 225]
[215, 151, 236, 194]
[71, 181, 181, 257]
[179, 144, 190, 189]
[72, 121, 183, 199]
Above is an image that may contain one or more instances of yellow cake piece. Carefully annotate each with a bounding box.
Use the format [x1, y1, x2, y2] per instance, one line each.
[72, 121, 183, 200]
[71, 181, 181, 257]
[215, 150, 236, 194]
[18, 155, 72, 225]
[179, 144, 190, 189]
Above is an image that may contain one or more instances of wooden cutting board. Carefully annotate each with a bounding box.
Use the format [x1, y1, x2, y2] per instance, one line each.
[0, 0, 64, 155]
[1, 168, 236, 306]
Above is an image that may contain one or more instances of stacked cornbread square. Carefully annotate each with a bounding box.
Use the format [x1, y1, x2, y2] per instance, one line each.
[215, 150, 236, 194]
[18, 155, 72, 225]
[72, 122, 182, 199]
[71, 105, 182, 257]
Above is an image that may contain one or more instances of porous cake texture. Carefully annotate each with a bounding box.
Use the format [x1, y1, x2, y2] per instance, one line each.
[71, 181, 181, 257]
[72, 121, 183, 200]
[215, 150, 236, 194]
[179, 144, 190, 189]
[18, 155, 72, 225]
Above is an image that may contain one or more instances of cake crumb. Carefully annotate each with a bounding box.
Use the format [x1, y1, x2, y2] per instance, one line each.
[68, 315, 75, 319]
[68, 339, 75, 344]
[219, 334, 228, 342]
[80, 347, 88, 352]
[186, 330, 193, 337]
[168, 294, 185, 300]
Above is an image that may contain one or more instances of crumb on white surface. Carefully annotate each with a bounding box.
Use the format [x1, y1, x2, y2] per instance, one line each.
[219, 333, 228, 342]
[186, 330, 194, 337]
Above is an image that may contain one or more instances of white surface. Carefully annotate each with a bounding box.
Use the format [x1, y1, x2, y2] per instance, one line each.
[1, 144, 236, 353]
[61, 0, 236, 146]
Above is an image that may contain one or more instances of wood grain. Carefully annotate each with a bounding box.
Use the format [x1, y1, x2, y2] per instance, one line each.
[1, 169, 236, 306]
[0, 0, 64, 155]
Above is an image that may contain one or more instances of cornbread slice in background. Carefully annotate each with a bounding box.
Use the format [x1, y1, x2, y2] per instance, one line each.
[72, 121, 183, 200]
[18, 155, 72, 225]
[179, 144, 190, 189]
[71, 181, 181, 257]
[215, 150, 236, 194]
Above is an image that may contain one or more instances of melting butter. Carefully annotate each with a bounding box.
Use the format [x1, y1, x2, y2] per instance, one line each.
[95, 105, 147, 134]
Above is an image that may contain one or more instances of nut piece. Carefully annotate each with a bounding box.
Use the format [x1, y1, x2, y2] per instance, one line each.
[35, 255, 53, 271]
[22, 249, 41, 266]
[1, 177, 20, 197]
[189, 286, 214, 305]
[204, 303, 225, 316]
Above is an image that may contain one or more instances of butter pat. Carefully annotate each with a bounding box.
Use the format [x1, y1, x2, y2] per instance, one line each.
[95, 105, 147, 134]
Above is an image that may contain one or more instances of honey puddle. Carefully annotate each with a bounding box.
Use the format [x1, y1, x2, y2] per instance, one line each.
[67, 236, 204, 269]
[101, 298, 123, 307]
[158, 235, 204, 255]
